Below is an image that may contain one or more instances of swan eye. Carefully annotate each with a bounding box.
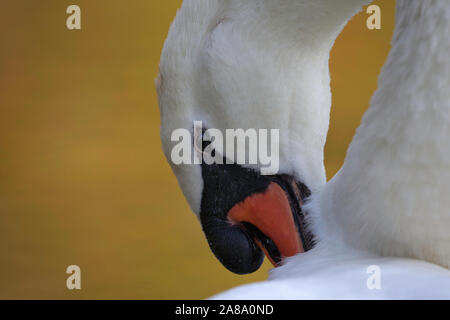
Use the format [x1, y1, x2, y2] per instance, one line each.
[193, 127, 215, 160]
[193, 126, 204, 155]
[193, 127, 217, 159]
[202, 132, 216, 158]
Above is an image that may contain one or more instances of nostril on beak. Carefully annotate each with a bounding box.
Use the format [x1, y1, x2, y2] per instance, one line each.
[227, 182, 305, 267]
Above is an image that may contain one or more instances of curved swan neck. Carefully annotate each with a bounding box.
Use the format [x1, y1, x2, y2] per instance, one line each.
[372, 0, 450, 115]
[224, 0, 371, 51]
[157, 0, 371, 213]
[207, 0, 371, 192]
[312, 1, 450, 267]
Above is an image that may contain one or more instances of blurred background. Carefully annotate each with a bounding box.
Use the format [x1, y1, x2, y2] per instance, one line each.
[0, 0, 394, 299]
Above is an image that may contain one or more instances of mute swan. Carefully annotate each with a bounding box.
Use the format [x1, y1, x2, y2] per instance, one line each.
[157, 0, 450, 298]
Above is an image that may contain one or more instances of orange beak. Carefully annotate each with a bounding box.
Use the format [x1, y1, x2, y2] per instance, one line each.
[228, 182, 305, 266]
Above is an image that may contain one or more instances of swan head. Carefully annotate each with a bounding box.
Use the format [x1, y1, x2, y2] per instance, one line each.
[156, 0, 370, 274]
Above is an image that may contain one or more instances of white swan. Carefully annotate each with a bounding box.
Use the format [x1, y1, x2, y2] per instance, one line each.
[157, 0, 450, 299]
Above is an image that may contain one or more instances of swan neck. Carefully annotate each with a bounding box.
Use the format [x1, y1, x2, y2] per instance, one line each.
[231, 0, 371, 52]
[312, 0, 450, 263]
[372, 0, 450, 112]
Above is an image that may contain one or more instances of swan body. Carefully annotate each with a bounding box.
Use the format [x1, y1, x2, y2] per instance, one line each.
[212, 250, 450, 299]
[157, 0, 450, 298]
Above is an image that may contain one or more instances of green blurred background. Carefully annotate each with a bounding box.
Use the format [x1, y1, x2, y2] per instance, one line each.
[0, 0, 394, 299]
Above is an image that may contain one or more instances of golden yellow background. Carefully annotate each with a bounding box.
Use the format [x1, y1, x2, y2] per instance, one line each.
[0, 0, 394, 299]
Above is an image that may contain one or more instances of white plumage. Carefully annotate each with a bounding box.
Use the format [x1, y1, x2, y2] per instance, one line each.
[212, 249, 450, 299]
[157, 0, 450, 299]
